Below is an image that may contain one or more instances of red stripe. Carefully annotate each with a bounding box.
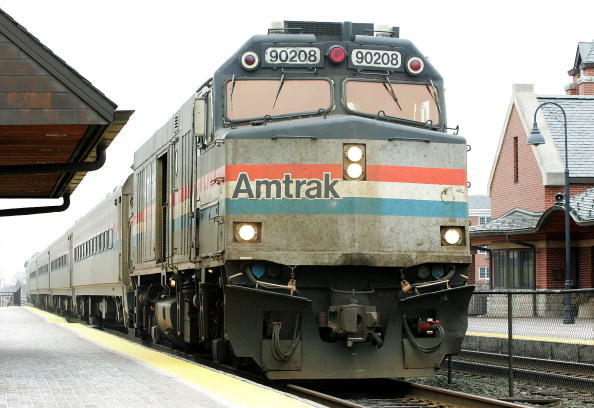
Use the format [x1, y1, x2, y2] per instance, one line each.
[226, 164, 466, 186]
[135, 163, 465, 223]
[226, 164, 343, 181]
[367, 165, 466, 185]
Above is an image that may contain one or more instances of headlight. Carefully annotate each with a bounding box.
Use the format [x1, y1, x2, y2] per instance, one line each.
[346, 163, 363, 179]
[444, 228, 461, 244]
[238, 224, 256, 241]
[441, 226, 465, 246]
[344, 144, 366, 180]
[234, 222, 260, 243]
[347, 145, 364, 162]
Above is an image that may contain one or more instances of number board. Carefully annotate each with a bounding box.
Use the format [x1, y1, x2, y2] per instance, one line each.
[349, 48, 403, 71]
[261, 46, 324, 68]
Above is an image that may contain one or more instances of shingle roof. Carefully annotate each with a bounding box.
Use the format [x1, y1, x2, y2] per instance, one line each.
[469, 195, 491, 210]
[570, 187, 594, 223]
[536, 95, 594, 178]
[578, 41, 594, 64]
[471, 188, 594, 236]
[470, 208, 542, 234]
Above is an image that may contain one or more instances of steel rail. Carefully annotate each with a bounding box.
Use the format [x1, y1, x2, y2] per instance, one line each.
[285, 380, 531, 408]
[286, 384, 367, 408]
[391, 380, 531, 408]
[458, 350, 594, 378]
[449, 358, 594, 393]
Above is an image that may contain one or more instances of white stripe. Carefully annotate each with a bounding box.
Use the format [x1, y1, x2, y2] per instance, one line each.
[224, 180, 467, 202]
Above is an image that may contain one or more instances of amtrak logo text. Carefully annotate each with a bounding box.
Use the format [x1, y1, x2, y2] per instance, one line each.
[232, 172, 340, 199]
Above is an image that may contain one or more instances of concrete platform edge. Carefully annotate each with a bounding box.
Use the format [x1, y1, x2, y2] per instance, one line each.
[21, 306, 318, 408]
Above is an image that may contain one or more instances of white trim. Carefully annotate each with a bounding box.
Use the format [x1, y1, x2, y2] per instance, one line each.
[487, 94, 515, 194]
[469, 208, 491, 217]
[479, 266, 490, 280]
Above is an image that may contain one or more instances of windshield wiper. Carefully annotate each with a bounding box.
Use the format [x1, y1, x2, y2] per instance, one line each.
[229, 74, 236, 107]
[272, 74, 285, 109]
[382, 77, 403, 111]
[426, 79, 441, 115]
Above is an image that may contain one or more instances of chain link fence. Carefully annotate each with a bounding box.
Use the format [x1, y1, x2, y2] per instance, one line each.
[0, 287, 21, 307]
[445, 288, 594, 398]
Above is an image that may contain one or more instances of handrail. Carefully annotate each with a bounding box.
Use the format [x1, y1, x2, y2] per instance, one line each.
[472, 288, 593, 295]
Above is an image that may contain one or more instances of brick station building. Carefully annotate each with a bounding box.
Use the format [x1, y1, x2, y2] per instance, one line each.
[469, 41, 594, 294]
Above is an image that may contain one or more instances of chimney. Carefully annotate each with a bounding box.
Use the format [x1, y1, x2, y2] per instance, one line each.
[567, 41, 594, 96]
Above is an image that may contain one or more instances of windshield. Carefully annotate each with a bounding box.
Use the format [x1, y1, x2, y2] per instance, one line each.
[344, 80, 440, 125]
[226, 79, 332, 121]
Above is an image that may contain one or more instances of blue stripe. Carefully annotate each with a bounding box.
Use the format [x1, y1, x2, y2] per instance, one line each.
[226, 197, 468, 218]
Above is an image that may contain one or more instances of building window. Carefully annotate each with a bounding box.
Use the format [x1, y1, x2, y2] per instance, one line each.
[513, 136, 519, 183]
[479, 216, 491, 225]
[493, 248, 534, 289]
[479, 267, 490, 280]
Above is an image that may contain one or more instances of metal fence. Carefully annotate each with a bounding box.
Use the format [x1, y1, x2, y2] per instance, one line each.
[0, 287, 21, 307]
[445, 288, 594, 398]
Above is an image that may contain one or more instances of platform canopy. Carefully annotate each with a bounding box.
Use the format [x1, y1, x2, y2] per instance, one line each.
[0, 8, 132, 202]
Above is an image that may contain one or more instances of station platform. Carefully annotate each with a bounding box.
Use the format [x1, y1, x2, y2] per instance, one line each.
[463, 316, 594, 363]
[0, 306, 315, 408]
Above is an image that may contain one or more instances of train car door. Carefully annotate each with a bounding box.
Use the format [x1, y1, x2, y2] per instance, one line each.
[193, 93, 208, 260]
[68, 233, 73, 290]
[157, 152, 169, 263]
[171, 119, 195, 263]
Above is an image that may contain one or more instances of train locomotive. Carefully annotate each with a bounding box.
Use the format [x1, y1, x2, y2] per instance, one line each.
[26, 21, 474, 380]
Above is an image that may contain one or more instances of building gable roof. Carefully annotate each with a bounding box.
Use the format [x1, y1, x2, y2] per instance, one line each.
[487, 85, 594, 192]
[537, 95, 594, 179]
[569, 41, 594, 74]
[487, 84, 565, 192]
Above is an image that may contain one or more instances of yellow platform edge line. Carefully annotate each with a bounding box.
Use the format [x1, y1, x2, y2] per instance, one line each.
[467, 331, 594, 346]
[23, 305, 67, 323]
[22, 306, 313, 408]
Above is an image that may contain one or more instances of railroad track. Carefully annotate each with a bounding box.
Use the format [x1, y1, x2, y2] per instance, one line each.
[450, 350, 594, 392]
[98, 325, 531, 407]
[285, 379, 533, 408]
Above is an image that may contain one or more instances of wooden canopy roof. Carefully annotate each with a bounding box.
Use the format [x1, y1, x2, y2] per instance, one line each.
[0, 8, 132, 201]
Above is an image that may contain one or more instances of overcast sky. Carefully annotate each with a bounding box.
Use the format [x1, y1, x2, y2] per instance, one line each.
[1, 0, 593, 285]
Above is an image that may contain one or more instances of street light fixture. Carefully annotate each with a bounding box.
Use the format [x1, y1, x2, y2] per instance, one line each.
[528, 102, 574, 324]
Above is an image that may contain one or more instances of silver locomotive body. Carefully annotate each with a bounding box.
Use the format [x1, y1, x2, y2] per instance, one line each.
[27, 21, 473, 380]
[129, 22, 473, 379]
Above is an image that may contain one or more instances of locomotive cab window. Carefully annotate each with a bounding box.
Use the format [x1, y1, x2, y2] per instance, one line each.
[225, 78, 332, 122]
[344, 79, 440, 126]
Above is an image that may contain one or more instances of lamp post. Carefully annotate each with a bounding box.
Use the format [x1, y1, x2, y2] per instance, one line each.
[527, 102, 574, 324]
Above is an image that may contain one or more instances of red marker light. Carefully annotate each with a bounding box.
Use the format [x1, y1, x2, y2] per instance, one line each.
[409, 59, 422, 71]
[407, 57, 424, 75]
[328, 45, 346, 64]
[240, 51, 259, 70]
